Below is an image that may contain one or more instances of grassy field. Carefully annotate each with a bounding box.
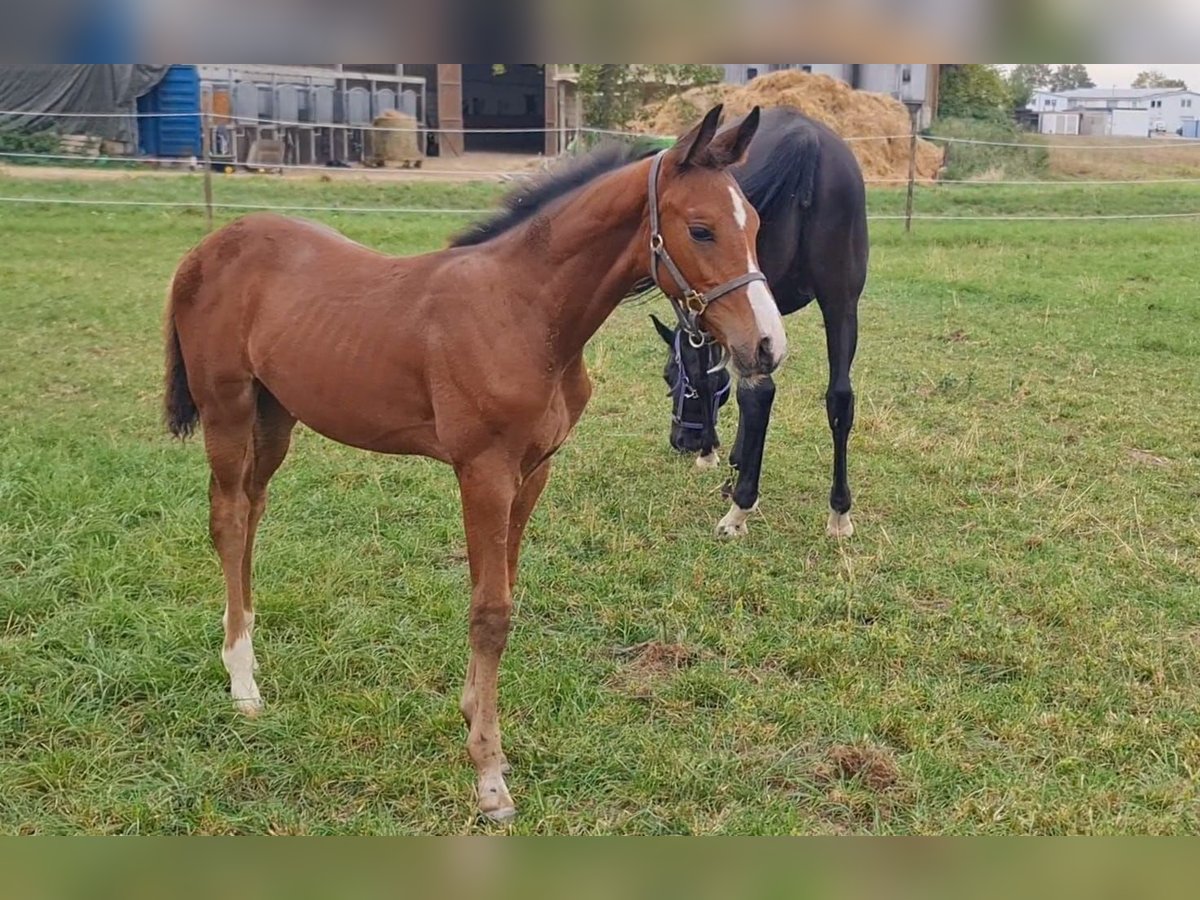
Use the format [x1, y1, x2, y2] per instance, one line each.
[1, 172, 1199, 834]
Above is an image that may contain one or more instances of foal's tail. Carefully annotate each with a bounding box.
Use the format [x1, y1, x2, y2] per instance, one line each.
[163, 260, 199, 439]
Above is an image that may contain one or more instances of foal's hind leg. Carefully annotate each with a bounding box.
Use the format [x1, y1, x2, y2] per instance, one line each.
[239, 391, 297, 674]
[202, 382, 266, 715]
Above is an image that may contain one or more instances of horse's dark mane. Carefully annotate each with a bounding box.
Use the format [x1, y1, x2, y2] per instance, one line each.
[450, 141, 657, 248]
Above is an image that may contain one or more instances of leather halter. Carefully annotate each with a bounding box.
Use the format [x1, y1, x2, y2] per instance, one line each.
[647, 150, 768, 345]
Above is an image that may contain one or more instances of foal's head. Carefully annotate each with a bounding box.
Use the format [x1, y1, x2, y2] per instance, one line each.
[647, 104, 786, 379]
[652, 313, 732, 455]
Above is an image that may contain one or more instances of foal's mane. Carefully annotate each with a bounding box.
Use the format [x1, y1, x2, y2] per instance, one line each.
[449, 141, 658, 248]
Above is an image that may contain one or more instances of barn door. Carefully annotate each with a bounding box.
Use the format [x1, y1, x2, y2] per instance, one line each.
[437, 64, 464, 156]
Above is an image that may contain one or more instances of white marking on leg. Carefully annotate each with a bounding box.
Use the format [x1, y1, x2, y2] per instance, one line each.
[715, 501, 757, 539]
[695, 450, 719, 469]
[826, 509, 855, 539]
[747, 250, 787, 363]
[222, 613, 262, 716]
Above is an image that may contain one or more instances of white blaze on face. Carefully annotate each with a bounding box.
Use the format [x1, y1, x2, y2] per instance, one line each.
[728, 184, 749, 230]
[728, 185, 787, 362]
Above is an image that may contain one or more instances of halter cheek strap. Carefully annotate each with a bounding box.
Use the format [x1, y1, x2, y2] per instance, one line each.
[647, 150, 768, 342]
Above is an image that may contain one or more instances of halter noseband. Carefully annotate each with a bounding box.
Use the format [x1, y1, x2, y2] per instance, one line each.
[647, 149, 768, 344]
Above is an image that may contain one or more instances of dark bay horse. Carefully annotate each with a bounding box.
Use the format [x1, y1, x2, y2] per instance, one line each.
[650, 106, 868, 539]
[163, 105, 784, 822]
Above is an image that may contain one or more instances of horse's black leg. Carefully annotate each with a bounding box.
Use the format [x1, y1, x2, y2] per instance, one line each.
[820, 297, 858, 538]
[715, 376, 775, 538]
[726, 392, 748, 472]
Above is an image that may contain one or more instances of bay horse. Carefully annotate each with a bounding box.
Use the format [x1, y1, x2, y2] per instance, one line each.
[649, 106, 868, 539]
[163, 105, 785, 822]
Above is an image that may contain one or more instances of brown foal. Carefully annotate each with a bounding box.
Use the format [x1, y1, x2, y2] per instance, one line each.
[163, 104, 784, 821]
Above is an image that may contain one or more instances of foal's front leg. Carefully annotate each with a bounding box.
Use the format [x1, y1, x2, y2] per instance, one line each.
[456, 455, 521, 822]
[717, 377, 775, 538]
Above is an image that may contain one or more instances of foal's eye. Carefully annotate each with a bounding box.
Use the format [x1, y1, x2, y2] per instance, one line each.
[688, 225, 714, 243]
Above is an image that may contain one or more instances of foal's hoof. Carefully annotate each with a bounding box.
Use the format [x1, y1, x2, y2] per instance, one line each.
[233, 696, 265, 717]
[480, 804, 518, 824]
[826, 510, 854, 539]
[477, 774, 516, 823]
[695, 451, 719, 470]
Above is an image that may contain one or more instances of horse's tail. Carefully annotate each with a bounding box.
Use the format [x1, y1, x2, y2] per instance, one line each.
[163, 257, 199, 439]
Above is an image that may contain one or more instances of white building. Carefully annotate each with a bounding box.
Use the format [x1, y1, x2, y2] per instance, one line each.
[1030, 87, 1200, 136]
[721, 64, 940, 128]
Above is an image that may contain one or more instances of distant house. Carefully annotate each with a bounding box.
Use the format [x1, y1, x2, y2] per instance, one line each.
[720, 64, 940, 128]
[1030, 87, 1200, 137]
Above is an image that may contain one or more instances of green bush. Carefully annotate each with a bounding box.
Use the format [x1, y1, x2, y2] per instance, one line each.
[938, 65, 1013, 123]
[928, 118, 1049, 181]
[0, 129, 61, 161]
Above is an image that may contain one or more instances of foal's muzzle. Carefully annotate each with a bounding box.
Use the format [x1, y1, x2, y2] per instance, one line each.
[733, 336, 782, 378]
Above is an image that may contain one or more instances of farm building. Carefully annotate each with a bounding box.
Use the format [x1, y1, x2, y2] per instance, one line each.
[720, 64, 941, 127]
[0, 64, 586, 164]
[1030, 87, 1200, 137]
[1038, 107, 1116, 136]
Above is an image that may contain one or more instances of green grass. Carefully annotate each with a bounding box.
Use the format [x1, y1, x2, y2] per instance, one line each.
[1, 174, 1199, 834]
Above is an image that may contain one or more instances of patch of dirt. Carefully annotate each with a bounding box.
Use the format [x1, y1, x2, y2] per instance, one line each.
[1127, 448, 1171, 468]
[608, 640, 698, 699]
[614, 640, 697, 673]
[629, 71, 943, 183]
[820, 743, 901, 792]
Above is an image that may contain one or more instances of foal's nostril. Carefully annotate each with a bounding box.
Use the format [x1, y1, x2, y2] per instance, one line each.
[756, 337, 776, 371]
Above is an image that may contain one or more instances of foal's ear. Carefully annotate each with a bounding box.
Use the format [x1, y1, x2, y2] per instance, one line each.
[708, 106, 761, 168]
[671, 104, 724, 168]
[650, 314, 675, 346]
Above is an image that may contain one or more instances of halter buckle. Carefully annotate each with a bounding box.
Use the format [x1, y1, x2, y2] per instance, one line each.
[649, 233, 664, 253]
[683, 289, 708, 315]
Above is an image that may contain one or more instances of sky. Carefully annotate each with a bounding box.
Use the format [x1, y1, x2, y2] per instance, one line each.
[1019, 64, 1200, 89]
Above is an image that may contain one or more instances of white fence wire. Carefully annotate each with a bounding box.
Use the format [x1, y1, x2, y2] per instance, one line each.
[7, 147, 1200, 188]
[4, 194, 1200, 223]
[6, 107, 1200, 148]
[4, 107, 1200, 224]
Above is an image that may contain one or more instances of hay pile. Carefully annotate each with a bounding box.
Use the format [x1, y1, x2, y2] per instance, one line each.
[366, 109, 423, 167]
[629, 71, 943, 183]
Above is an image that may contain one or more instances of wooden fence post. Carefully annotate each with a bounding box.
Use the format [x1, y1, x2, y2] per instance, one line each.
[201, 110, 214, 232]
[904, 107, 918, 233]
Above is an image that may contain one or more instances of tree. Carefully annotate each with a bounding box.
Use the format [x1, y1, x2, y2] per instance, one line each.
[1006, 63, 1054, 108]
[1133, 70, 1187, 90]
[1009, 64, 1054, 90]
[1049, 64, 1094, 92]
[576, 64, 724, 129]
[939, 64, 1014, 121]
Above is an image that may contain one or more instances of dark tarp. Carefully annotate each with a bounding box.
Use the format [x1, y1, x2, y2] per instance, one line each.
[0, 65, 170, 144]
